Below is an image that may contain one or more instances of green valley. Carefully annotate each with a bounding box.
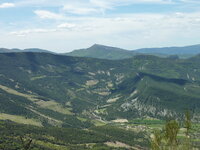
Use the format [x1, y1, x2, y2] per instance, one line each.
[0, 52, 200, 149]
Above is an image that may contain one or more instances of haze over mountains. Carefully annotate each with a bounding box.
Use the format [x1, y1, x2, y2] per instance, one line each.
[66, 44, 200, 59]
[135, 44, 200, 55]
[0, 48, 54, 54]
[1, 44, 200, 60]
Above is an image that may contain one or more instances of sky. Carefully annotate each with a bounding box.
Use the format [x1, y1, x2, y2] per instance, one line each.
[0, 0, 200, 52]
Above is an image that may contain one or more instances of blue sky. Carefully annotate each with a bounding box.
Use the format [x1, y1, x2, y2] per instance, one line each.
[0, 0, 200, 52]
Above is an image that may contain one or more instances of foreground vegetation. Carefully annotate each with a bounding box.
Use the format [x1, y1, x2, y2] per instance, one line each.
[0, 120, 150, 150]
[0, 113, 200, 150]
[150, 111, 200, 150]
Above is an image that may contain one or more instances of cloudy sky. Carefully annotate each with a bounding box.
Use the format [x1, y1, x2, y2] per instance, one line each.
[0, 0, 200, 52]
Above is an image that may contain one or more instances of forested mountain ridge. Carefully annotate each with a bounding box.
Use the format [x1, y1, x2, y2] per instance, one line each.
[2, 44, 200, 60]
[135, 44, 200, 55]
[66, 44, 200, 59]
[0, 48, 53, 53]
[0, 52, 200, 128]
[66, 44, 137, 60]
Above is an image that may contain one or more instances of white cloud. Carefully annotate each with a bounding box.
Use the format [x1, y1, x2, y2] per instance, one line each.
[90, 0, 173, 9]
[14, 0, 65, 7]
[10, 28, 58, 36]
[89, 0, 113, 10]
[57, 23, 76, 29]
[0, 3, 15, 8]
[62, 0, 173, 15]
[6, 11, 200, 52]
[179, 0, 200, 3]
[15, 0, 174, 8]
[9, 22, 91, 36]
[63, 4, 99, 15]
[34, 10, 65, 20]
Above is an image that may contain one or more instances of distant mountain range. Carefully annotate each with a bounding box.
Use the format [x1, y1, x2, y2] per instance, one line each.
[1, 44, 200, 60]
[66, 44, 136, 60]
[66, 44, 200, 59]
[135, 44, 200, 55]
[0, 48, 54, 54]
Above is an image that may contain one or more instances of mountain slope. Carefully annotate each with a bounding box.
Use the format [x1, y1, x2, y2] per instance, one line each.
[66, 44, 137, 60]
[0, 48, 53, 53]
[0, 52, 200, 127]
[66, 44, 200, 60]
[0, 48, 21, 53]
[135, 44, 200, 56]
[2, 44, 200, 60]
[23, 48, 55, 53]
[0, 120, 149, 150]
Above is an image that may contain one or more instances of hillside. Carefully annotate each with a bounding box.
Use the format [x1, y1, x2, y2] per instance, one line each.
[66, 44, 137, 60]
[0, 48, 21, 53]
[135, 44, 200, 56]
[0, 120, 149, 150]
[0, 48, 53, 53]
[2, 44, 200, 60]
[0, 52, 200, 125]
[1, 52, 200, 148]
[66, 44, 200, 59]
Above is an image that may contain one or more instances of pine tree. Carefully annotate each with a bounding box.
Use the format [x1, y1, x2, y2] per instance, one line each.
[20, 136, 32, 150]
[184, 110, 191, 137]
[164, 120, 179, 149]
[183, 110, 192, 150]
[151, 130, 163, 150]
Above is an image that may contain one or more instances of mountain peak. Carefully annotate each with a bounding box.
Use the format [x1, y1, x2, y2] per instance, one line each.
[90, 44, 109, 49]
[92, 44, 102, 47]
[89, 44, 126, 51]
[66, 44, 135, 60]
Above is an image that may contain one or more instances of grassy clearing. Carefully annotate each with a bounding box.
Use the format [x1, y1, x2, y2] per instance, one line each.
[0, 85, 39, 102]
[107, 97, 120, 103]
[27, 107, 62, 126]
[94, 108, 107, 115]
[77, 117, 88, 122]
[86, 80, 99, 86]
[146, 124, 164, 129]
[0, 113, 42, 126]
[112, 119, 128, 123]
[130, 119, 165, 126]
[0, 84, 73, 115]
[36, 101, 73, 115]
[35, 140, 69, 150]
[105, 141, 131, 149]
[94, 91, 110, 96]
[92, 120, 106, 126]
[30, 75, 46, 81]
